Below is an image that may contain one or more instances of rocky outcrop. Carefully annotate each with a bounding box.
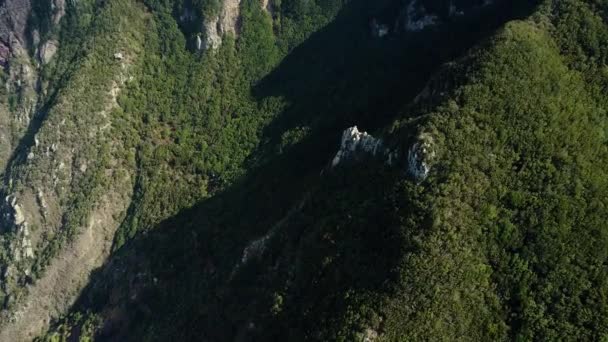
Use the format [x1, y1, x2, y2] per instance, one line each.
[0, 0, 43, 162]
[332, 126, 384, 167]
[198, 0, 242, 51]
[0, 0, 31, 50]
[331, 127, 436, 181]
[407, 133, 435, 181]
[261, 0, 271, 13]
[0, 0, 35, 71]
[1, 195, 34, 265]
[51, 0, 66, 25]
[201, 19, 222, 51]
[39, 40, 58, 65]
[220, 0, 241, 36]
[0, 43, 9, 68]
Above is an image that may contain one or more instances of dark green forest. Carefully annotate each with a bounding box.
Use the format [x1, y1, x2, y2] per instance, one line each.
[0, 0, 605, 340]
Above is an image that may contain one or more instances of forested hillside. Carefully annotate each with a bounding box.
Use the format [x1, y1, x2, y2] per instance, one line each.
[0, 0, 606, 340]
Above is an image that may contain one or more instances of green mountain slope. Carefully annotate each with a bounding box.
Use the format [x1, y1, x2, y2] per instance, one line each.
[0, 0, 607, 341]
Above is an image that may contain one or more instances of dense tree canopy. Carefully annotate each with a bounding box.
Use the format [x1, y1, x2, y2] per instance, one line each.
[20, 0, 608, 340]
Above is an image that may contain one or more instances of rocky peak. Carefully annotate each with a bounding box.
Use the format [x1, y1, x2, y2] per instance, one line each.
[332, 126, 384, 167]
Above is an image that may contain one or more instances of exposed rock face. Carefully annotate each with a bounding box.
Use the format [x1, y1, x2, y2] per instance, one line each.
[220, 0, 241, 36]
[0, 0, 31, 49]
[199, 0, 242, 51]
[0, 0, 42, 153]
[39, 40, 58, 64]
[407, 133, 435, 181]
[51, 0, 66, 25]
[201, 19, 222, 51]
[0, 0, 32, 72]
[332, 126, 384, 167]
[261, 0, 271, 13]
[1, 195, 34, 268]
[0, 2, 146, 336]
[0, 43, 9, 68]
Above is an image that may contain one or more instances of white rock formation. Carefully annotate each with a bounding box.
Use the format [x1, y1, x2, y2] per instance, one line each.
[3, 196, 34, 262]
[202, 19, 222, 51]
[407, 133, 435, 181]
[332, 126, 384, 167]
[10, 199, 25, 225]
[220, 0, 241, 36]
[199, 0, 242, 51]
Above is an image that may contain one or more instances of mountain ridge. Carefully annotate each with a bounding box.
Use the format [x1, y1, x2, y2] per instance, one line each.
[0, 0, 607, 341]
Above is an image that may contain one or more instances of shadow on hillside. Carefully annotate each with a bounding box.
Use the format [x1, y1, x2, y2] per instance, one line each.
[253, 0, 538, 148]
[57, 0, 540, 340]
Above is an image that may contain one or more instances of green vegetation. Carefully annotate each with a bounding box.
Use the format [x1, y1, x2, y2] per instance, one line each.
[110, 0, 283, 246]
[15, 0, 608, 340]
